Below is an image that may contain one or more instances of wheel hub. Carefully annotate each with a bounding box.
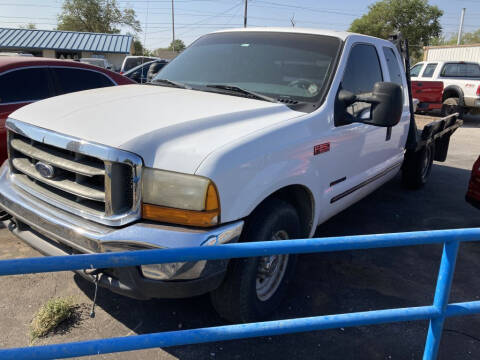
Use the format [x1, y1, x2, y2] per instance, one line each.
[255, 230, 290, 302]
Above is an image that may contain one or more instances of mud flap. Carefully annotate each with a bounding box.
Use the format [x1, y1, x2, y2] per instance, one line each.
[419, 114, 461, 162]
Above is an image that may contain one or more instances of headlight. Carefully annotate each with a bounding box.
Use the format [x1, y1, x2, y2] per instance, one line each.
[142, 168, 220, 227]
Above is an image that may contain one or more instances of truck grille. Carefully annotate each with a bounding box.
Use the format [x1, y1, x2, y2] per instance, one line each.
[6, 120, 143, 226]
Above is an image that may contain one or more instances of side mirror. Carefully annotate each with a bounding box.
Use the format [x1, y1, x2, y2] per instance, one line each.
[357, 82, 403, 127]
[337, 89, 357, 107]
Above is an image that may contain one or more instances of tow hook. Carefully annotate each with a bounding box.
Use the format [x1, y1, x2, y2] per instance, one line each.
[84, 268, 105, 318]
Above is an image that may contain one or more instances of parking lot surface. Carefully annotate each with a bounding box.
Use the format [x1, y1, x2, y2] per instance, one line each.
[0, 116, 479, 360]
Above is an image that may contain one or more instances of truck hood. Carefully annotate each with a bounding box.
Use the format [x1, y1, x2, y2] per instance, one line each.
[9, 84, 303, 173]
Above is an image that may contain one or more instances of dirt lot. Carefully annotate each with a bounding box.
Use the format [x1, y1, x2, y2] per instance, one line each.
[1, 114, 480, 359]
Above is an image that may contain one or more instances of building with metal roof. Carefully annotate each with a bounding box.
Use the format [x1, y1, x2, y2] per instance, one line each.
[0, 28, 133, 71]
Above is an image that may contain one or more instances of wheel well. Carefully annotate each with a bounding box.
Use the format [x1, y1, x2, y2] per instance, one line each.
[251, 185, 314, 237]
[442, 88, 461, 102]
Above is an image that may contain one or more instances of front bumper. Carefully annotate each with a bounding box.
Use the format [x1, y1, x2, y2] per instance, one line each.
[0, 163, 244, 299]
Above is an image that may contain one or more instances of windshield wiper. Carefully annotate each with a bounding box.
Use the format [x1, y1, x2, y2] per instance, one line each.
[205, 84, 278, 103]
[150, 78, 191, 89]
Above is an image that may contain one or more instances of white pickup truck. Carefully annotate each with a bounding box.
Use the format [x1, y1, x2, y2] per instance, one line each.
[411, 60, 480, 116]
[0, 29, 461, 322]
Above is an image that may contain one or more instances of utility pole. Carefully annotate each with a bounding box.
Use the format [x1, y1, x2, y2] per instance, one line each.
[457, 8, 466, 45]
[172, 0, 175, 52]
[244, 0, 248, 28]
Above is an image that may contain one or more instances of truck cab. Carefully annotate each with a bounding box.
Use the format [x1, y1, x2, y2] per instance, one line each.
[0, 28, 459, 322]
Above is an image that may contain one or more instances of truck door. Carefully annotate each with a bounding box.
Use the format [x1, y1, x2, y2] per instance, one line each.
[326, 43, 406, 213]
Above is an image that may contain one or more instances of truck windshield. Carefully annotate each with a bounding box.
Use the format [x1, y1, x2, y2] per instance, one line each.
[154, 32, 341, 105]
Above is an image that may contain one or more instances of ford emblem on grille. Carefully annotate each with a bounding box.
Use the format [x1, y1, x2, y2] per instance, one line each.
[35, 162, 55, 179]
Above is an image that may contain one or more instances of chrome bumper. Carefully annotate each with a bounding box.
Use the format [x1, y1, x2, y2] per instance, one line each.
[0, 163, 243, 297]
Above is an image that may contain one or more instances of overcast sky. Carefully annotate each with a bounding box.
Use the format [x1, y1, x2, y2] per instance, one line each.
[0, 0, 478, 50]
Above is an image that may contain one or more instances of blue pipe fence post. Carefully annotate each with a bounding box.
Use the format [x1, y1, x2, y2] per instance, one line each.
[0, 228, 479, 360]
[423, 240, 460, 360]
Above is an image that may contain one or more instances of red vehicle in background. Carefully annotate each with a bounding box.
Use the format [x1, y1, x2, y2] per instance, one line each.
[0, 57, 135, 162]
[411, 80, 444, 112]
[466, 156, 480, 209]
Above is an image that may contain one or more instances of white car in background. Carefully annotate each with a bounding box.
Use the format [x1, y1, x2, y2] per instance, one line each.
[119, 55, 161, 74]
[80, 57, 113, 70]
[411, 61, 480, 116]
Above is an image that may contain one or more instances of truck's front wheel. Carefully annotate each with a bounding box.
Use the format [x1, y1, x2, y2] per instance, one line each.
[210, 198, 300, 323]
[402, 142, 435, 189]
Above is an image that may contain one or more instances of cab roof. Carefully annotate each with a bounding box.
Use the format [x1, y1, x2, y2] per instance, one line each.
[212, 27, 373, 42]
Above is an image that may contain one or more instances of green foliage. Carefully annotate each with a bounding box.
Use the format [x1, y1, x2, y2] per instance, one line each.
[168, 39, 186, 52]
[30, 297, 76, 339]
[349, 0, 443, 57]
[20, 23, 37, 30]
[57, 0, 141, 34]
[462, 29, 480, 44]
[432, 29, 480, 45]
[132, 39, 152, 56]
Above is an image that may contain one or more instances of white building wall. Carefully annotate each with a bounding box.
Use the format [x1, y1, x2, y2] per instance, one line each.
[42, 49, 55, 58]
[81, 52, 126, 71]
[424, 45, 480, 62]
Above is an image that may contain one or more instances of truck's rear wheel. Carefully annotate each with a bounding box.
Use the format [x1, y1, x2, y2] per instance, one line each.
[402, 142, 435, 189]
[441, 97, 463, 118]
[210, 198, 300, 323]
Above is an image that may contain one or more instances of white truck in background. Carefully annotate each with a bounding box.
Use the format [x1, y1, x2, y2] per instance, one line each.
[411, 60, 480, 116]
[0, 28, 461, 322]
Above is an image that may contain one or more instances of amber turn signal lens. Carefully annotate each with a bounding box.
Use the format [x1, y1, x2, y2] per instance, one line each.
[142, 181, 220, 227]
[142, 204, 219, 227]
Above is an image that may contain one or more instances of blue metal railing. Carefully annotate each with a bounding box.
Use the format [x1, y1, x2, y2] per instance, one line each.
[1, 228, 480, 359]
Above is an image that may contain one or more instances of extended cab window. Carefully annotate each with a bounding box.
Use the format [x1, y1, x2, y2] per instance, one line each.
[410, 63, 423, 77]
[383, 47, 403, 86]
[441, 63, 480, 78]
[0, 68, 50, 104]
[52, 68, 114, 95]
[422, 63, 437, 78]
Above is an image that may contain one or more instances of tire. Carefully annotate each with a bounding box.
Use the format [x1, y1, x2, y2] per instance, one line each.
[402, 142, 435, 189]
[210, 198, 301, 323]
[441, 97, 464, 118]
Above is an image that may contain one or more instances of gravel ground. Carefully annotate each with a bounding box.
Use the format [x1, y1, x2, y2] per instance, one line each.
[0, 113, 479, 360]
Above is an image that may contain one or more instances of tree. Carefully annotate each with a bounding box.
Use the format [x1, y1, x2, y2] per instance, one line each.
[132, 39, 144, 56]
[132, 39, 152, 56]
[57, 0, 141, 34]
[20, 23, 37, 30]
[349, 0, 442, 58]
[168, 39, 186, 52]
[433, 28, 480, 46]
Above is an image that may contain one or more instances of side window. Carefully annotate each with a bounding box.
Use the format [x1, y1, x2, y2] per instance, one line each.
[422, 63, 437, 78]
[53, 68, 114, 95]
[441, 63, 458, 77]
[441, 63, 480, 78]
[383, 47, 403, 86]
[342, 44, 383, 95]
[0, 68, 51, 104]
[465, 63, 480, 77]
[337, 44, 383, 124]
[410, 64, 423, 77]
